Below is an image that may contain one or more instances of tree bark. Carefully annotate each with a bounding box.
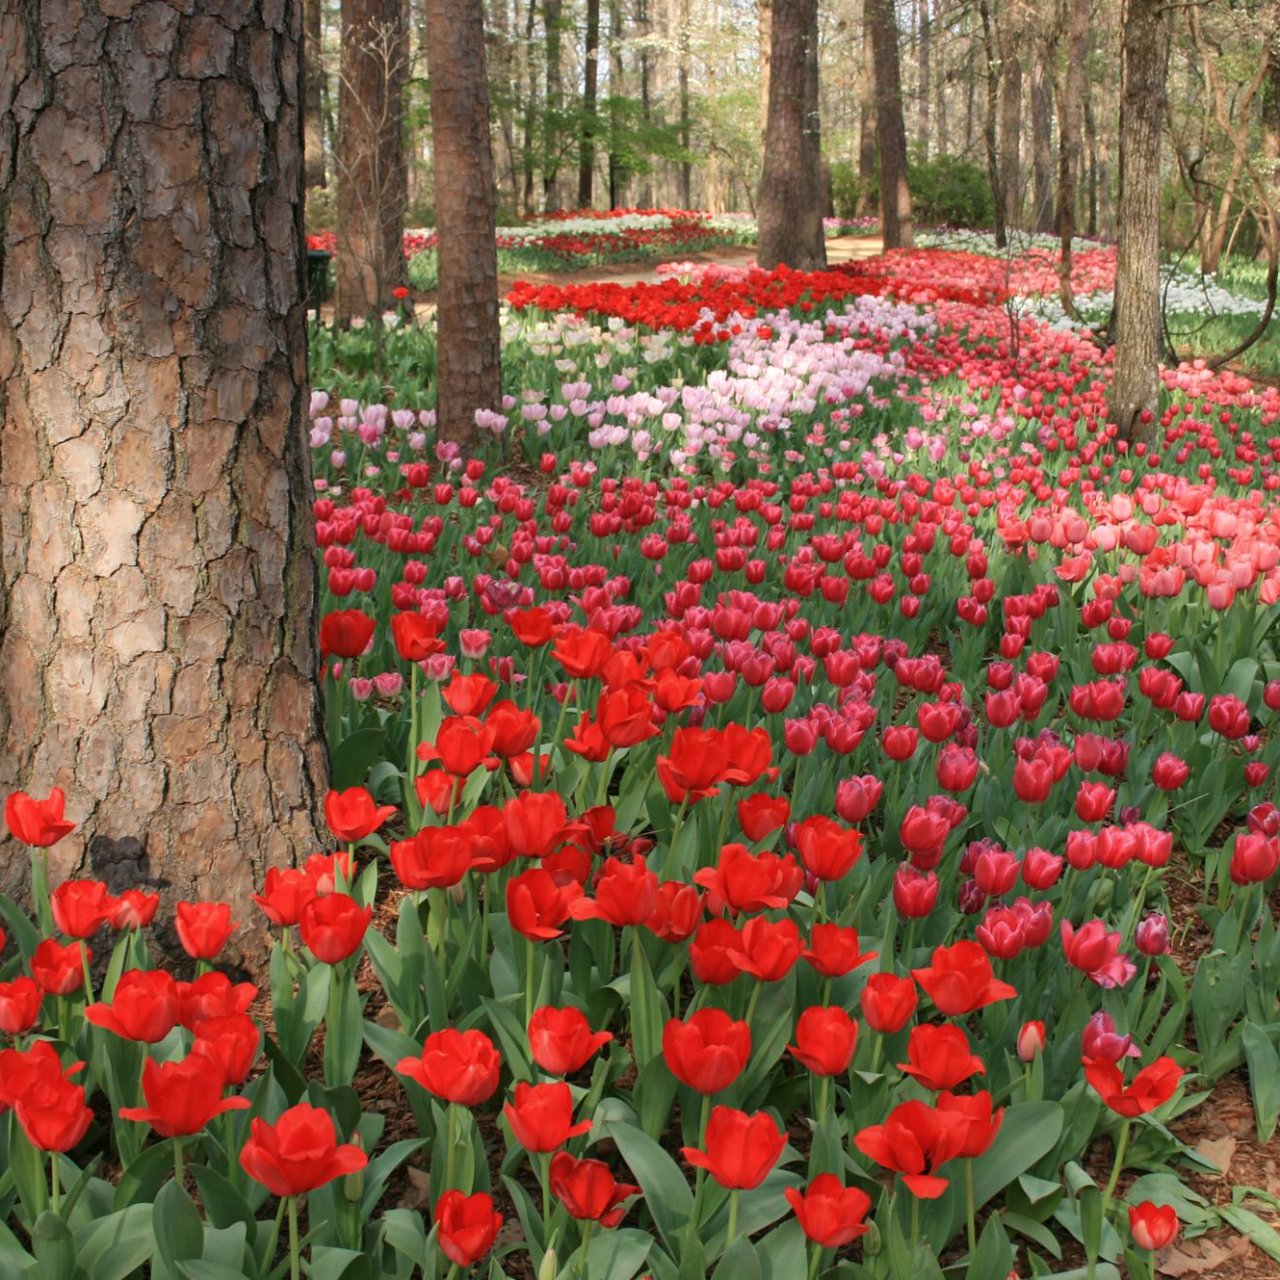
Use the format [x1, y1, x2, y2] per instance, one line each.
[857, 1, 877, 217]
[608, 0, 628, 208]
[336, 0, 409, 324]
[678, 0, 692, 208]
[305, 0, 327, 189]
[637, 0, 654, 207]
[579, 0, 601, 206]
[760, 0, 773, 139]
[423, 0, 502, 445]
[1265, 24, 1280, 255]
[1055, 0, 1087, 311]
[522, 0, 539, 215]
[543, 0, 564, 210]
[978, 0, 1005, 249]
[1031, 61, 1054, 232]
[0, 0, 326, 946]
[866, 0, 912, 247]
[999, 29, 1023, 232]
[918, 0, 931, 160]
[757, 0, 827, 269]
[1110, 0, 1170, 441]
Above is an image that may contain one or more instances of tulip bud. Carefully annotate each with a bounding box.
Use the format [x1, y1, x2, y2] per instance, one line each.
[1135, 912, 1170, 957]
[538, 1246, 559, 1280]
[1017, 1020, 1046, 1062]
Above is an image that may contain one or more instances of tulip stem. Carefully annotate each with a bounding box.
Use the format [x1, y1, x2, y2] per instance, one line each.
[538, 1151, 553, 1248]
[744, 982, 762, 1030]
[726, 1189, 740, 1247]
[407, 661, 420, 825]
[576, 1220, 595, 1277]
[288, 1195, 301, 1280]
[50, 1154, 60, 1216]
[684, 1095, 712, 1256]
[174, 1137, 184, 1190]
[910, 1193, 920, 1259]
[806, 1243, 823, 1280]
[80, 943, 95, 1006]
[525, 937, 539, 1032]
[30, 847, 52, 936]
[1102, 1117, 1131, 1207]
[445, 1103, 459, 1193]
[964, 1159, 977, 1258]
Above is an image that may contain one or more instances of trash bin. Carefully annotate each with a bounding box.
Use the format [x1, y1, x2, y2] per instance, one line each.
[306, 249, 333, 310]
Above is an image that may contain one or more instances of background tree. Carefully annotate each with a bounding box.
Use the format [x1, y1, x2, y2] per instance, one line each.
[757, 0, 826, 268]
[305, 0, 328, 189]
[866, 0, 913, 247]
[424, 0, 503, 444]
[579, 0, 602, 204]
[0, 0, 326, 938]
[1110, 0, 1171, 440]
[335, 0, 409, 325]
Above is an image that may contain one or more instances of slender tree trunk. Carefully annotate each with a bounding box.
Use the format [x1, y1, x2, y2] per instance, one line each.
[490, 0, 521, 213]
[866, 0, 912, 247]
[637, 0, 654, 207]
[1110, 0, 1171, 441]
[1031, 62, 1055, 232]
[305, 0, 328, 189]
[1055, 0, 1088, 308]
[964, 36, 976, 155]
[758, 0, 827, 268]
[760, 0, 773, 138]
[543, 0, 565, 209]
[608, 0, 628, 208]
[0, 0, 326, 943]
[999, 34, 1023, 231]
[978, 0, 1006, 248]
[918, 0, 931, 160]
[424, 0, 502, 444]
[579, 0, 601, 205]
[336, 0, 409, 324]
[857, 2, 877, 216]
[1265, 29, 1280, 254]
[522, 0, 538, 214]
[679, 0, 692, 207]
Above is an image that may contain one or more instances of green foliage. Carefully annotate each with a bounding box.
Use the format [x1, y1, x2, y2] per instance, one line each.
[908, 155, 994, 230]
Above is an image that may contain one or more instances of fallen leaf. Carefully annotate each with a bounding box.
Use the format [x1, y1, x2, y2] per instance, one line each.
[1194, 1135, 1238, 1178]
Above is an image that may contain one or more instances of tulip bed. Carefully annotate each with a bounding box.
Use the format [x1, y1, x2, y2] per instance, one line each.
[5, 236, 1280, 1280]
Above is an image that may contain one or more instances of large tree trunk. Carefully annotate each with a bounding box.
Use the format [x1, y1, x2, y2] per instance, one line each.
[999, 29, 1023, 232]
[0, 0, 326, 947]
[579, 0, 601, 206]
[678, 0, 692, 208]
[608, 0, 628, 208]
[305, 0, 327, 189]
[1265, 27, 1280, 256]
[424, 0, 502, 444]
[978, 0, 1005, 248]
[856, 3, 877, 217]
[866, 0, 912, 247]
[918, 0, 931, 160]
[522, 0, 539, 215]
[757, 0, 827, 269]
[336, 0, 409, 324]
[637, 0, 654, 207]
[1110, 0, 1170, 441]
[760, 0, 773, 138]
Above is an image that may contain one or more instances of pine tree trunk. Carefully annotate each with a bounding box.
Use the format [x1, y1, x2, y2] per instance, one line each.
[866, 0, 912, 247]
[579, 0, 601, 206]
[305, 0, 328, 189]
[918, 0, 931, 160]
[637, 0, 653, 207]
[679, 0, 692, 208]
[757, 0, 827, 269]
[522, 0, 539, 215]
[978, 0, 1005, 249]
[0, 0, 326, 945]
[1264, 31, 1280, 255]
[999, 40, 1022, 232]
[857, 2, 877, 217]
[336, 0, 409, 324]
[1110, 0, 1170, 441]
[424, 0, 502, 444]
[1055, 0, 1087, 307]
[760, 0, 773, 139]
[608, 0, 628, 208]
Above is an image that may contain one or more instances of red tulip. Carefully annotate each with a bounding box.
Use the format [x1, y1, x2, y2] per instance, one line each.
[1229, 832, 1280, 885]
[693, 843, 802, 915]
[732, 915, 804, 982]
[391, 611, 444, 662]
[111, 889, 160, 930]
[792, 816, 864, 882]
[175, 901, 235, 960]
[804, 924, 876, 977]
[397, 1028, 500, 1106]
[504, 791, 569, 858]
[570, 855, 660, 926]
[15, 1076, 93, 1152]
[120, 1054, 251, 1137]
[1017, 1021, 1047, 1062]
[549, 1151, 640, 1226]
[860, 972, 918, 1034]
[507, 867, 582, 941]
[503, 1081, 592, 1152]
[1084, 1055, 1183, 1117]
[737, 794, 790, 842]
[899, 1024, 985, 1091]
[175, 972, 258, 1029]
[784, 1174, 872, 1248]
[50, 880, 115, 939]
[324, 786, 396, 842]
[252, 868, 318, 927]
[191, 1013, 262, 1085]
[390, 826, 479, 891]
[936, 1089, 1003, 1158]
[4, 788, 76, 847]
[662, 1009, 751, 1094]
[645, 879, 704, 943]
[318, 609, 375, 660]
[85, 969, 178, 1043]
[434, 1190, 503, 1267]
[0, 1040, 81, 1113]
[239, 1102, 368, 1196]
[789, 1006, 858, 1075]
[31, 939, 88, 996]
[299, 893, 372, 964]
[0, 977, 43, 1035]
[1129, 1201, 1179, 1251]
[681, 1105, 787, 1190]
[854, 1098, 969, 1198]
[892, 864, 939, 918]
[912, 941, 1017, 1015]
